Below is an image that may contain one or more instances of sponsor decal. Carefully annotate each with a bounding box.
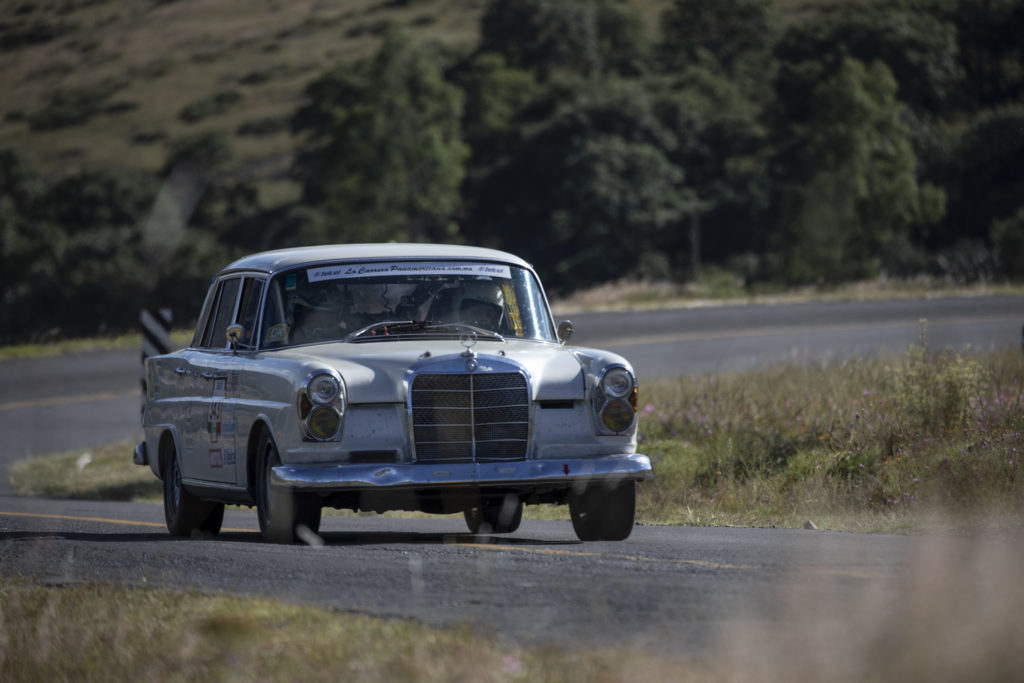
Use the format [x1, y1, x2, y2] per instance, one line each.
[307, 262, 512, 282]
[266, 323, 290, 343]
[209, 449, 223, 468]
[212, 378, 226, 399]
[222, 404, 236, 438]
[207, 402, 223, 443]
[224, 446, 236, 467]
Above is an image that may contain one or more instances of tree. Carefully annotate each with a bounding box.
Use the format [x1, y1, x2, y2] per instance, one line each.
[774, 2, 962, 115]
[293, 25, 469, 244]
[773, 58, 944, 283]
[943, 0, 1024, 112]
[657, 0, 780, 100]
[936, 103, 1024, 249]
[471, 78, 690, 289]
[0, 156, 165, 341]
[992, 207, 1024, 280]
[650, 67, 771, 273]
[478, 0, 647, 81]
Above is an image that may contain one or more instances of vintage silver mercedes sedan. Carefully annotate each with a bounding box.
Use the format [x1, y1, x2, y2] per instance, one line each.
[135, 244, 651, 542]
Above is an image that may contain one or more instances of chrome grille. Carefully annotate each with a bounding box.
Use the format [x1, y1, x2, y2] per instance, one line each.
[412, 372, 529, 462]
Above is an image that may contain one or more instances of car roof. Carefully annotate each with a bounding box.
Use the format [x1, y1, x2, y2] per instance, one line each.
[219, 243, 535, 275]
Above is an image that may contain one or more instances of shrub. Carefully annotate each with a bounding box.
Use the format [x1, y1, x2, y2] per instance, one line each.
[890, 341, 988, 432]
[27, 80, 124, 130]
[178, 90, 244, 123]
[236, 116, 289, 137]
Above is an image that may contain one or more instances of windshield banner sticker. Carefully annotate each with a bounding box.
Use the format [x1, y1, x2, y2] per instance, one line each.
[308, 262, 512, 282]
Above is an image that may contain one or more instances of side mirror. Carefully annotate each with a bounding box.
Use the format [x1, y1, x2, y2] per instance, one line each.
[226, 323, 244, 353]
[557, 320, 574, 345]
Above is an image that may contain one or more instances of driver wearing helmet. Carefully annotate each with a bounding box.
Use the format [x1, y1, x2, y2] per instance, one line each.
[458, 280, 505, 331]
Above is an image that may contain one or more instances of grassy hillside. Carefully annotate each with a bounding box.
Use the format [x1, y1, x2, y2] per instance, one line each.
[0, 0, 492, 185]
[1, 0, 854, 193]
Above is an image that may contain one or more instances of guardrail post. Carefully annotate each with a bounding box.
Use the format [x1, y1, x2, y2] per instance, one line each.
[140, 307, 172, 418]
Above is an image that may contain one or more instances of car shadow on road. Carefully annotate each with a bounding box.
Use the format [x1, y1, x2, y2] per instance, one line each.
[0, 529, 583, 547]
[314, 530, 581, 547]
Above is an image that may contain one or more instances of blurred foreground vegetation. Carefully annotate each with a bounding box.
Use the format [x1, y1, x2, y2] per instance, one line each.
[13, 345, 1023, 533]
[4, 528, 1024, 682]
[2, 0, 1024, 343]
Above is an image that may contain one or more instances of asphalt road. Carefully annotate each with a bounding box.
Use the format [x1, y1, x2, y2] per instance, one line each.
[1, 294, 1022, 654]
[0, 496, 920, 654]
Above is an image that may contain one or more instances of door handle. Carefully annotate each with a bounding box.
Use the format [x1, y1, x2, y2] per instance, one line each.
[174, 367, 187, 375]
[201, 371, 216, 379]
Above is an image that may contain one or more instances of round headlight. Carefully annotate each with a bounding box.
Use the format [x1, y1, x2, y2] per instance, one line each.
[308, 373, 340, 404]
[601, 400, 635, 432]
[306, 405, 342, 440]
[602, 367, 634, 398]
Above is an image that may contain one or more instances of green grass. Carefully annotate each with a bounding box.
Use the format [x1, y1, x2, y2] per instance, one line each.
[9, 439, 160, 502]
[10, 345, 1023, 534]
[0, 329, 192, 360]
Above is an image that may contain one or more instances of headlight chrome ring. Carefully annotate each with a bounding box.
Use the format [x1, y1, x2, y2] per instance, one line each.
[602, 367, 634, 398]
[308, 372, 341, 405]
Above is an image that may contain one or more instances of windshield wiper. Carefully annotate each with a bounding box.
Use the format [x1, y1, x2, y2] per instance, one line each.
[425, 321, 505, 343]
[345, 320, 433, 341]
[345, 320, 505, 343]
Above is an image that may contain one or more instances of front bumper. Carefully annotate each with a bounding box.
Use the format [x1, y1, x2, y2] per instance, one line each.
[271, 453, 652, 491]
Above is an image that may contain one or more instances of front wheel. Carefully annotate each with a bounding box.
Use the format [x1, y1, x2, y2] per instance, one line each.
[569, 480, 636, 541]
[464, 494, 523, 534]
[256, 429, 321, 543]
[163, 441, 224, 537]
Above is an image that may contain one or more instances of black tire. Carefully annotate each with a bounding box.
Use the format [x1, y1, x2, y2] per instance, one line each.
[256, 429, 321, 543]
[163, 440, 224, 537]
[569, 480, 636, 541]
[464, 494, 523, 534]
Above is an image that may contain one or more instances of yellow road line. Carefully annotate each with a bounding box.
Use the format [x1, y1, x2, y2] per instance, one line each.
[1, 511, 747, 567]
[458, 542, 751, 569]
[0, 510, 251, 534]
[0, 389, 137, 412]
[600, 315, 1022, 348]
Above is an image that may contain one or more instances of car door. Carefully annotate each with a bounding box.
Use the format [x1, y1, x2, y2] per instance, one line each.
[185, 276, 242, 485]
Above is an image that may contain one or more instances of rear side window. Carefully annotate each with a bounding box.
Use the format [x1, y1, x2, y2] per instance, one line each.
[198, 277, 241, 348]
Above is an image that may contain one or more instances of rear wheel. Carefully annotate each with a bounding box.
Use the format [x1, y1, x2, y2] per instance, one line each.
[569, 481, 635, 541]
[256, 429, 321, 543]
[464, 494, 523, 534]
[163, 440, 224, 537]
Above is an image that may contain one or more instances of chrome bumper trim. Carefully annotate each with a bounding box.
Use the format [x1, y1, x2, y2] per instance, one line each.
[271, 453, 652, 490]
[133, 441, 149, 467]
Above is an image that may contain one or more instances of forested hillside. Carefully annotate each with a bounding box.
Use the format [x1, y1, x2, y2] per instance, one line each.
[2, 0, 1023, 342]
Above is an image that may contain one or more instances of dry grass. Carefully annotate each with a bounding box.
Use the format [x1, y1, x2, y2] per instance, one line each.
[551, 275, 1024, 314]
[637, 347, 1024, 532]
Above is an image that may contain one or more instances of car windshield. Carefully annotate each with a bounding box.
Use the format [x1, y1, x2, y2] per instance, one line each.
[258, 260, 556, 348]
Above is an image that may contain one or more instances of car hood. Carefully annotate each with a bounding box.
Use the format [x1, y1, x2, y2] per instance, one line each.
[269, 339, 629, 404]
